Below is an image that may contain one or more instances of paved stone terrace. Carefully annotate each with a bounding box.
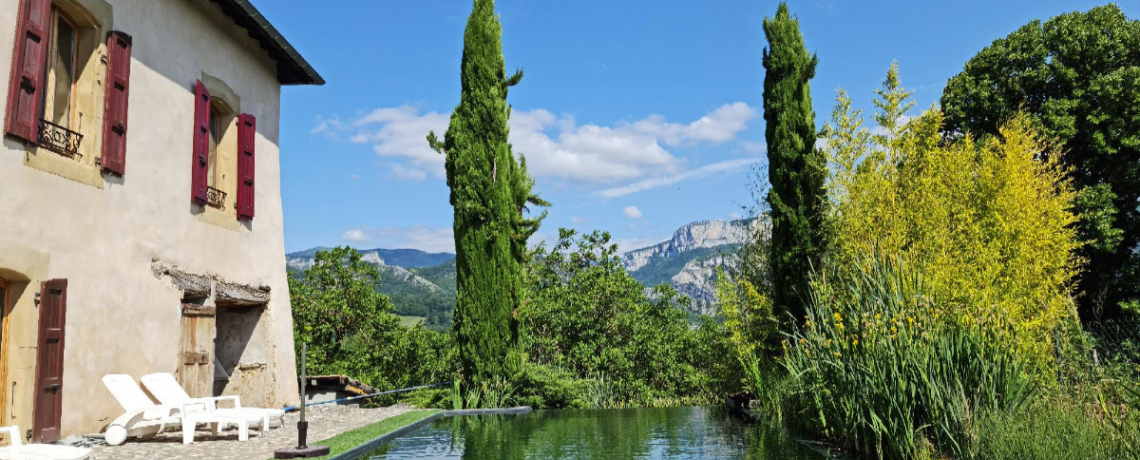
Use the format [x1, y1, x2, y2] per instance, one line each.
[90, 404, 416, 460]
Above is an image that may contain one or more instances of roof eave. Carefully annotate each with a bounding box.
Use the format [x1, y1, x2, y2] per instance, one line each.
[209, 0, 325, 86]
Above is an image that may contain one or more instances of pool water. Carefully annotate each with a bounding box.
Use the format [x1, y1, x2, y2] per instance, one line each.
[359, 406, 825, 459]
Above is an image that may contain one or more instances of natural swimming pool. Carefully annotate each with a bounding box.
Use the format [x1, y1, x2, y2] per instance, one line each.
[356, 406, 825, 459]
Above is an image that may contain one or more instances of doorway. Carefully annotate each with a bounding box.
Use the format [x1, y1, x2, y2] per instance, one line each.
[177, 303, 216, 398]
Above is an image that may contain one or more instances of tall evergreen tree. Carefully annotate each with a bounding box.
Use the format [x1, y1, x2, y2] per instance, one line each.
[427, 0, 547, 384]
[762, 3, 825, 326]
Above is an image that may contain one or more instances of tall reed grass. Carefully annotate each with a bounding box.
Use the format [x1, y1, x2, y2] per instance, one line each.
[781, 254, 1037, 460]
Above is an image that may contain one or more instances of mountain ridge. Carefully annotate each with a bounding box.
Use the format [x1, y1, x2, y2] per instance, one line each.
[286, 218, 756, 322]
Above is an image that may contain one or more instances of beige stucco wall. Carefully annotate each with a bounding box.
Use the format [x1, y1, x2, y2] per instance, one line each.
[0, 0, 299, 437]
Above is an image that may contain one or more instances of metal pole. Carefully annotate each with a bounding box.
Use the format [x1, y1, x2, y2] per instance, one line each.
[301, 342, 307, 422]
[298, 342, 309, 448]
[274, 341, 328, 459]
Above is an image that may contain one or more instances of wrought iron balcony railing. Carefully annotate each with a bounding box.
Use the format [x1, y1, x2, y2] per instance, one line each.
[38, 119, 83, 158]
[206, 186, 226, 209]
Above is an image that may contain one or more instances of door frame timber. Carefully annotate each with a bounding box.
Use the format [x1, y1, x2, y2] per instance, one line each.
[0, 278, 9, 428]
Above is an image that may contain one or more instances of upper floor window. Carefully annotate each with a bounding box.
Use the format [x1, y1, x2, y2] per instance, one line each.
[191, 80, 255, 221]
[43, 9, 78, 132]
[5, 0, 131, 178]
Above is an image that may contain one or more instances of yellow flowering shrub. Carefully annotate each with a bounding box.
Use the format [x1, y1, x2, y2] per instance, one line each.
[823, 64, 1082, 363]
[714, 267, 778, 364]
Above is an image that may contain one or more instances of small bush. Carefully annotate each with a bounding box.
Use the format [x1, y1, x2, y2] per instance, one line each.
[512, 363, 589, 409]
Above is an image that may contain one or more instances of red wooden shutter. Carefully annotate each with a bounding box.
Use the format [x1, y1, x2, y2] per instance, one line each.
[33, 279, 66, 444]
[100, 31, 132, 175]
[191, 80, 210, 203]
[4, 0, 51, 142]
[237, 113, 255, 220]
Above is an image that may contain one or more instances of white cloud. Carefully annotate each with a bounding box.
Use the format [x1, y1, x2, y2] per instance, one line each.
[317, 103, 758, 184]
[730, 212, 743, 220]
[598, 158, 762, 198]
[612, 236, 666, 254]
[342, 228, 373, 244]
[312, 116, 344, 139]
[570, 216, 588, 224]
[350, 106, 451, 179]
[623, 206, 643, 219]
[340, 226, 455, 253]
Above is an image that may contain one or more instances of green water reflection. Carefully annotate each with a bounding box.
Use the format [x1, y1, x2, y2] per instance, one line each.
[363, 407, 825, 459]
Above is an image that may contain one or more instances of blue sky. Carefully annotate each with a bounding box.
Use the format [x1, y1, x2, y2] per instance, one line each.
[265, 0, 1137, 254]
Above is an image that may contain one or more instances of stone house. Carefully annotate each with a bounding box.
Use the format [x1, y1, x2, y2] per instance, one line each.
[0, 0, 321, 441]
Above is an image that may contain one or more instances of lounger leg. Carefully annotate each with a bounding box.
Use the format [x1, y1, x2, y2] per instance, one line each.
[212, 422, 221, 436]
[237, 421, 249, 442]
[262, 415, 270, 432]
[183, 422, 196, 445]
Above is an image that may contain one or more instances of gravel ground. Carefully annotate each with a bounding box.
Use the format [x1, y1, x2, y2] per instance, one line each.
[89, 404, 417, 460]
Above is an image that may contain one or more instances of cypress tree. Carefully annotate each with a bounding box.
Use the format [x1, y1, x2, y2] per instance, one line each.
[762, 3, 825, 326]
[427, 0, 548, 385]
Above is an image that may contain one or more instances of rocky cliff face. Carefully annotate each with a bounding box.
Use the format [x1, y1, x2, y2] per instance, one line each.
[622, 220, 751, 272]
[670, 254, 738, 315]
[624, 219, 765, 317]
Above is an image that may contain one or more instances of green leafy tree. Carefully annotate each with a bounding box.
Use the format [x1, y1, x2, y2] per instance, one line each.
[427, 0, 548, 384]
[762, 2, 826, 327]
[289, 247, 458, 394]
[520, 229, 726, 405]
[941, 4, 1140, 319]
[289, 247, 402, 384]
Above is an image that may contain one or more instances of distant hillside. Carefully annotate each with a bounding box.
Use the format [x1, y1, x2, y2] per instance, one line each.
[286, 247, 454, 271]
[286, 219, 758, 326]
[286, 247, 457, 330]
[412, 258, 457, 293]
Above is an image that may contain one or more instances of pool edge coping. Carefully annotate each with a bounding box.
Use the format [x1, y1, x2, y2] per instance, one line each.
[326, 407, 533, 460]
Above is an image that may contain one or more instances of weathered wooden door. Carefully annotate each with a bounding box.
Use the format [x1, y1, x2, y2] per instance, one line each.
[177, 304, 216, 398]
[33, 279, 66, 443]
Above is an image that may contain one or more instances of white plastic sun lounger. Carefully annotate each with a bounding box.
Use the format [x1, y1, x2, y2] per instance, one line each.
[0, 426, 91, 460]
[141, 373, 286, 430]
[102, 374, 260, 446]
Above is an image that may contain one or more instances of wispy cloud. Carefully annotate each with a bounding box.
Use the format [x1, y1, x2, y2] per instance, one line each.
[342, 228, 373, 244]
[340, 226, 455, 253]
[598, 158, 762, 198]
[316, 103, 759, 185]
[623, 206, 643, 219]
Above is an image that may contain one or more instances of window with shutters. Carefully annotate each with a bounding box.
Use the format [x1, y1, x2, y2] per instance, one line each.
[193, 75, 255, 228]
[6, 0, 118, 187]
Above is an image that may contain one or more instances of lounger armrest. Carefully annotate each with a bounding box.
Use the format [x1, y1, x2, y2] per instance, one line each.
[188, 395, 241, 409]
[0, 426, 22, 446]
[180, 401, 211, 415]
